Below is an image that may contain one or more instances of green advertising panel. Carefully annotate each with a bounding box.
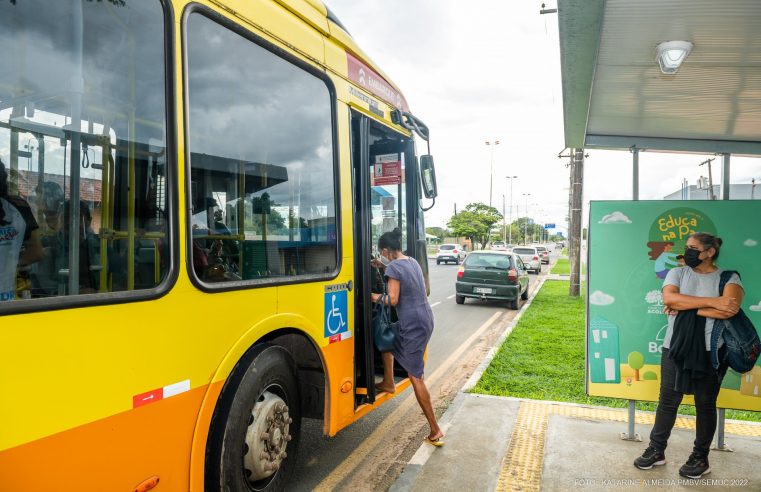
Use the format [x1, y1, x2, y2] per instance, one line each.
[587, 201, 761, 411]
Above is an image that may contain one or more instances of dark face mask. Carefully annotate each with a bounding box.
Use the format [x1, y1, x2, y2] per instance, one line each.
[683, 248, 702, 268]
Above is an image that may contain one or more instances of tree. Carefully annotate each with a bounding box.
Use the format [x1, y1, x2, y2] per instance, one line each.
[447, 203, 502, 250]
[426, 227, 447, 241]
[628, 351, 645, 381]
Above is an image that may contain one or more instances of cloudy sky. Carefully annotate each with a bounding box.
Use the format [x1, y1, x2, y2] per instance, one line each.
[327, 0, 761, 233]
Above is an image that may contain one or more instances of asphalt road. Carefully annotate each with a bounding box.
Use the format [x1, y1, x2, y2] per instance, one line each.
[289, 250, 555, 490]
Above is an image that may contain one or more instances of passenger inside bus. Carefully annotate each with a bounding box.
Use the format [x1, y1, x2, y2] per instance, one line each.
[37, 181, 65, 236]
[30, 181, 65, 297]
[192, 197, 241, 282]
[55, 200, 102, 294]
[0, 159, 43, 302]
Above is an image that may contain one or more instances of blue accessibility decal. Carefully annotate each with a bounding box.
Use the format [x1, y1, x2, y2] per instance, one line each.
[324, 289, 348, 338]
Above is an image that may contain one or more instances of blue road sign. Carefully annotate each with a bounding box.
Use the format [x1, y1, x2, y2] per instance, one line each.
[544, 223, 555, 229]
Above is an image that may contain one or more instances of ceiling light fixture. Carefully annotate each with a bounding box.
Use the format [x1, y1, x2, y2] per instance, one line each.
[655, 41, 693, 75]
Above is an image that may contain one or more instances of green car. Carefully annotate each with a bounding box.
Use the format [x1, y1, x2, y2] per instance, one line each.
[455, 251, 530, 309]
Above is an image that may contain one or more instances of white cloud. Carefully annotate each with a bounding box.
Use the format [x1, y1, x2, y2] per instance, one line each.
[750, 302, 761, 312]
[590, 291, 615, 306]
[744, 239, 758, 247]
[598, 212, 632, 224]
[325, 1, 761, 229]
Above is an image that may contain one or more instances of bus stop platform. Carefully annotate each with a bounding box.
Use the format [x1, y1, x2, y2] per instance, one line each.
[390, 393, 761, 491]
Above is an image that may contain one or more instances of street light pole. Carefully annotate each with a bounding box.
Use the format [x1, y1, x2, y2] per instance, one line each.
[507, 176, 517, 245]
[485, 140, 500, 208]
[502, 194, 506, 243]
[522, 193, 531, 245]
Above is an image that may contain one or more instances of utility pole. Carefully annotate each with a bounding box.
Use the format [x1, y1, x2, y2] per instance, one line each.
[485, 140, 500, 208]
[502, 194, 506, 243]
[699, 158, 716, 200]
[522, 193, 531, 245]
[507, 176, 517, 245]
[569, 149, 584, 297]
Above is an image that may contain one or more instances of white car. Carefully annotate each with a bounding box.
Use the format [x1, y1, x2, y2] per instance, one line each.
[511, 246, 542, 273]
[491, 241, 507, 251]
[436, 244, 467, 264]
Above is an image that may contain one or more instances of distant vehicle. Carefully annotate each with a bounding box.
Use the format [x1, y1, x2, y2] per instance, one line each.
[512, 246, 542, 273]
[436, 243, 467, 264]
[455, 251, 530, 309]
[491, 241, 507, 251]
[535, 245, 550, 264]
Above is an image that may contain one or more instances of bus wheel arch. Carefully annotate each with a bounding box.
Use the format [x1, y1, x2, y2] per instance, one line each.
[203, 330, 327, 491]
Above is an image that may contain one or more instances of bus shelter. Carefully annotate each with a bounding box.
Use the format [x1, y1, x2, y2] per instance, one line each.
[557, 0, 761, 446]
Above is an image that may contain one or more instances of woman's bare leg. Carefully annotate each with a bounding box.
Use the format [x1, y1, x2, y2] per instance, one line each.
[376, 352, 396, 393]
[409, 375, 443, 440]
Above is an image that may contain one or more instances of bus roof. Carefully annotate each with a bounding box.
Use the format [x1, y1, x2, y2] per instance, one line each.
[276, 0, 410, 112]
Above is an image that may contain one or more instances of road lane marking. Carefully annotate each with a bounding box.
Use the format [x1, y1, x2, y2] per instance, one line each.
[314, 311, 504, 491]
[430, 301, 441, 308]
[446, 294, 455, 299]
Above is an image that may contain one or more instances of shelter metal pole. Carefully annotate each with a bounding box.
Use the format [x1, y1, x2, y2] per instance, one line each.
[722, 153, 731, 200]
[632, 148, 639, 200]
[620, 399, 641, 441]
[713, 408, 732, 452]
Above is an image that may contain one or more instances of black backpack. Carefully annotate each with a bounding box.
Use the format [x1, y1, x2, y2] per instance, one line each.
[718, 271, 761, 373]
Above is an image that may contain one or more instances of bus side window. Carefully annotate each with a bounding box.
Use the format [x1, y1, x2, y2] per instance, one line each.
[0, 0, 169, 301]
[186, 13, 337, 286]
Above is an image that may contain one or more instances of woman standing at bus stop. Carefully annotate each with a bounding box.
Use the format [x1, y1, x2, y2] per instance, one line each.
[371, 228, 444, 447]
[634, 232, 743, 479]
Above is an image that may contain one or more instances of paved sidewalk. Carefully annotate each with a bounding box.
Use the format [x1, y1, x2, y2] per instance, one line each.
[391, 394, 761, 491]
[391, 276, 761, 491]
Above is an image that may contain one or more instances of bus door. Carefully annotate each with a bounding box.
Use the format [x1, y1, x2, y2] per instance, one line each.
[351, 110, 418, 406]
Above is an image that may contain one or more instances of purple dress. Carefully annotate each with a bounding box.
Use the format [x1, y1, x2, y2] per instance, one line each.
[384, 257, 434, 378]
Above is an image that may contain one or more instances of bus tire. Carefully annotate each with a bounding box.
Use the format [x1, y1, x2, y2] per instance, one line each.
[205, 344, 301, 492]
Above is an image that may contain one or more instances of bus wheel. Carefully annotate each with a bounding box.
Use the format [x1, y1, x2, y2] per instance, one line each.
[206, 345, 301, 492]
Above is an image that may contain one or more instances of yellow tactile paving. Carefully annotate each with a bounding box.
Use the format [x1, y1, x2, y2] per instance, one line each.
[496, 401, 761, 492]
[496, 401, 548, 492]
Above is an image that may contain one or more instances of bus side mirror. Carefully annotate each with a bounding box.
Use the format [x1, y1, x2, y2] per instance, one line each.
[419, 155, 438, 199]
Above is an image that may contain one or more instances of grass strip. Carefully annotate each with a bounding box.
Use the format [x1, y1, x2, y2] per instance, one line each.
[551, 258, 570, 275]
[472, 280, 761, 422]
[549, 257, 585, 275]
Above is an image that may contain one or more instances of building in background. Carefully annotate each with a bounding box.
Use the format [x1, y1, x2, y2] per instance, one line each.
[664, 182, 761, 200]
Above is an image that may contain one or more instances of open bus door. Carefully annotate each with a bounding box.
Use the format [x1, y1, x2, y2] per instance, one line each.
[350, 109, 436, 408]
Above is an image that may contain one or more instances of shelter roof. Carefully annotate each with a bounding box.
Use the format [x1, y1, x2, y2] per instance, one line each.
[558, 0, 761, 155]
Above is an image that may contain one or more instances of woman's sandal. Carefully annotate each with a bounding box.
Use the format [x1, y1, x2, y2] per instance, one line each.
[374, 383, 395, 394]
[425, 436, 445, 447]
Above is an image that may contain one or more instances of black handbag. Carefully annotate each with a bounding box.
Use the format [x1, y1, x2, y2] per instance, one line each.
[372, 281, 398, 352]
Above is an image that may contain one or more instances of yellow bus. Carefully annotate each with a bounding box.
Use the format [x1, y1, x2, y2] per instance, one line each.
[0, 1, 438, 490]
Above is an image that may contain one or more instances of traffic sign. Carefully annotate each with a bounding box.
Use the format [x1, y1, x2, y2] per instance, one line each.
[544, 223, 555, 229]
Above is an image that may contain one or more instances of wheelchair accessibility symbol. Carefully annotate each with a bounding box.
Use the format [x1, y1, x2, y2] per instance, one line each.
[324, 290, 348, 338]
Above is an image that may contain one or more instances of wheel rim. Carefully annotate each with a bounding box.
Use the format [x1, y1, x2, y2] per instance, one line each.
[242, 388, 292, 489]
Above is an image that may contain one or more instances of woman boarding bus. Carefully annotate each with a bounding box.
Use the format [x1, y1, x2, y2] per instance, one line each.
[0, 1, 438, 490]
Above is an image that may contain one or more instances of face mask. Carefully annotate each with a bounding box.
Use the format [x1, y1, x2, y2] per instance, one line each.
[683, 248, 702, 268]
[379, 254, 391, 266]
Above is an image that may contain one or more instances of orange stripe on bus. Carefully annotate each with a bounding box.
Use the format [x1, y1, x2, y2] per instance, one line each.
[0, 385, 207, 492]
